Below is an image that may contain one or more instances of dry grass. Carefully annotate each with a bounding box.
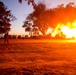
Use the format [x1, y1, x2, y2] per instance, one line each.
[0, 39, 76, 75]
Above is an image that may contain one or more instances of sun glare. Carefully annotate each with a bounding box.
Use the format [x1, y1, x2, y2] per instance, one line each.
[61, 26, 76, 38]
[54, 21, 76, 38]
[46, 28, 53, 35]
[51, 20, 76, 39]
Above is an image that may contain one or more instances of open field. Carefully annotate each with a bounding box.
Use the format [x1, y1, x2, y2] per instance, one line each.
[0, 39, 76, 75]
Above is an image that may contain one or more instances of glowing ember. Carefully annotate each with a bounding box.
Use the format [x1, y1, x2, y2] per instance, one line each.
[51, 21, 76, 39]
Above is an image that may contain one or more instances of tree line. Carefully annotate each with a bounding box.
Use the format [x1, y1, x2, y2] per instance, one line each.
[0, 0, 35, 34]
[24, 2, 76, 36]
[1, 0, 76, 38]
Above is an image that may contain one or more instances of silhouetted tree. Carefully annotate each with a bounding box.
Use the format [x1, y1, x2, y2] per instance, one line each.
[0, 1, 16, 34]
[22, 21, 32, 36]
[26, 3, 48, 35]
[18, 0, 36, 8]
[53, 2, 76, 24]
[32, 25, 39, 36]
[22, 20, 39, 37]
[25, 2, 76, 36]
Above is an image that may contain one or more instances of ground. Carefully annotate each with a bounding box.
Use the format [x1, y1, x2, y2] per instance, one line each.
[0, 39, 76, 75]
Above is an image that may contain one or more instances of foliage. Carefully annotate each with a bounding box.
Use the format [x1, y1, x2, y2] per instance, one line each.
[22, 21, 32, 36]
[18, 0, 36, 8]
[25, 2, 76, 35]
[0, 1, 16, 34]
[26, 3, 47, 35]
[22, 20, 39, 36]
[22, 21, 31, 31]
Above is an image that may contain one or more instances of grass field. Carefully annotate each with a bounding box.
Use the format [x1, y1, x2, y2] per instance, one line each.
[0, 39, 76, 75]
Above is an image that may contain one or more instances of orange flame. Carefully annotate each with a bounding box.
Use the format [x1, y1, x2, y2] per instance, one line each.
[51, 20, 76, 39]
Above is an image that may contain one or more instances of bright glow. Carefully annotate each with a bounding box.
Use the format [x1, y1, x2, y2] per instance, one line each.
[61, 26, 71, 38]
[46, 27, 53, 35]
[51, 24, 62, 37]
[51, 20, 76, 39]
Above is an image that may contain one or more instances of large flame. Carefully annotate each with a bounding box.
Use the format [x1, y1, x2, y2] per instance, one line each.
[51, 20, 76, 39]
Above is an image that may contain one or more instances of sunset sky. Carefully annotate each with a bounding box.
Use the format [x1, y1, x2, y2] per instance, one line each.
[1, 0, 76, 36]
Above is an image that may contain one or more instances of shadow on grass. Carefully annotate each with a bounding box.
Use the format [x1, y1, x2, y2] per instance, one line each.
[0, 67, 76, 75]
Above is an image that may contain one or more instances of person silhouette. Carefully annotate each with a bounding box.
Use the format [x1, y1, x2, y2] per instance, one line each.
[4, 32, 9, 44]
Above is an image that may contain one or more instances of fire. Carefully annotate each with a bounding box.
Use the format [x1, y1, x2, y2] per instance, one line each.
[51, 21, 76, 39]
